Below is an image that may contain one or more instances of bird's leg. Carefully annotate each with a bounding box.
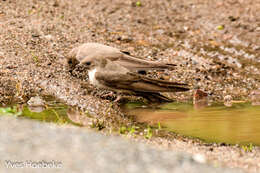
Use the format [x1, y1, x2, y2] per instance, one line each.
[91, 89, 116, 101]
[113, 95, 122, 102]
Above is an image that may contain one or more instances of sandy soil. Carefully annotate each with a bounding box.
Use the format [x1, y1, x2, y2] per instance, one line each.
[0, 0, 260, 172]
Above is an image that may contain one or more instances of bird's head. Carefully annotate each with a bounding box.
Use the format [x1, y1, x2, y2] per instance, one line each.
[77, 57, 95, 70]
[78, 57, 108, 70]
[67, 45, 92, 73]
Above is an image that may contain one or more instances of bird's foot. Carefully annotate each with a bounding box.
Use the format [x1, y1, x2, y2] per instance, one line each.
[113, 95, 122, 102]
[92, 90, 117, 100]
[100, 91, 116, 99]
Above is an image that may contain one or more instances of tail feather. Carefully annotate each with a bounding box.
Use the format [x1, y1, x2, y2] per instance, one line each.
[129, 72, 190, 92]
[137, 92, 173, 103]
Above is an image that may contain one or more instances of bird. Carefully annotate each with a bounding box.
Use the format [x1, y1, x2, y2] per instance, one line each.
[77, 57, 189, 102]
[67, 43, 176, 74]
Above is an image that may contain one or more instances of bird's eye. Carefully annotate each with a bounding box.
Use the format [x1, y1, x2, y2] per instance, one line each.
[85, 62, 91, 65]
[68, 59, 73, 64]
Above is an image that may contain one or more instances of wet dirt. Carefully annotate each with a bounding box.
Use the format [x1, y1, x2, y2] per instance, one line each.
[0, 0, 260, 172]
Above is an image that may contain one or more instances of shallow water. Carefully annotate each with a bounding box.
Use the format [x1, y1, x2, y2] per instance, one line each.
[0, 101, 75, 125]
[123, 102, 260, 145]
[1, 99, 260, 146]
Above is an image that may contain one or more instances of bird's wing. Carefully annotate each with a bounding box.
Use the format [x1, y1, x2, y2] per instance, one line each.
[74, 43, 176, 71]
[79, 48, 176, 70]
[95, 71, 189, 93]
[114, 52, 176, 70]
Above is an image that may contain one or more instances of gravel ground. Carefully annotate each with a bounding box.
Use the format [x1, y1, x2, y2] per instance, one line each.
[0, 0, 260, 172]
[0, 116, 244, 173]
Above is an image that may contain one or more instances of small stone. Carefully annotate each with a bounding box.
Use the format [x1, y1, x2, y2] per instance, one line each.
[44, 35, 53, 41]
[67, 108, 90, 126]
[28, 106, 45, 113]
[27, 96, 46, 113]
[120, 35, 133, 43]
[136, 1, 142, 7]
[27, 96, 45, 107]
[224, 95, 232, 107]
[31, 33, 40, 38]
[251, 90, 260, 106]
[228, 16, 238, 22]
[217, 25, 225, 30]
[53, 0, 59, 7]
[183, 26, 189, 31]
[156, 29, 164, 35]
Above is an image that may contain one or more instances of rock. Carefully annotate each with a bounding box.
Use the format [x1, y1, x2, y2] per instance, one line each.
[67, 108, 91, 126]
[27, 96, 46, 112]
[224, 95, 232, 107]
[0, 116, 245, 173]
[28, 106, 45, 113]
[251, 90, 260, 106]
[44, 35, 53, 41]
[27, 96, 45, 107]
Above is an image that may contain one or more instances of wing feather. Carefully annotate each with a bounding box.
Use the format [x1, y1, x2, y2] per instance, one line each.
[115, 54, 176, 70]
[95, 71, 189, 93]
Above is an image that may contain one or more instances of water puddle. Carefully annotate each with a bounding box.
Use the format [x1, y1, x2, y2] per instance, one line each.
[0, 99, 76, 125]
[1, 97, 260, 146]
[123, 102, 260, 145]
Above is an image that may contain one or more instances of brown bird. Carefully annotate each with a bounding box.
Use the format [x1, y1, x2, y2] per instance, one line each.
[67, 43, 176, 74]
[78, 57, 189, 102]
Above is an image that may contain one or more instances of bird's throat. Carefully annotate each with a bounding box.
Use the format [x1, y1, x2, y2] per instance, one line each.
[88, 68, 98, 85]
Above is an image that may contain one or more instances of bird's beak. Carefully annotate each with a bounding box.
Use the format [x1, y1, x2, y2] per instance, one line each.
[74, 63, 83, 71]
[75, 63, 90, 72]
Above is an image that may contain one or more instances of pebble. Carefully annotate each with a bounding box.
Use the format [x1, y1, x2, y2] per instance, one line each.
[224, 95, 232, 107]
[251, 90, 260, 106]
[27, 96, 45, 107]
[44, 35, 53, 41]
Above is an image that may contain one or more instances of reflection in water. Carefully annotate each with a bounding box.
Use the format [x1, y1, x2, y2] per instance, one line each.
[193, 89, 208, 109]
[19, 104, 88, 126]
[20, 103, 71, 124]
[251, 90, 260, 106]
[128, 109, 188, 123]
[28, 106, 46, 113]
[123, 102, 260, 145]
[67, 107, 91, 126]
